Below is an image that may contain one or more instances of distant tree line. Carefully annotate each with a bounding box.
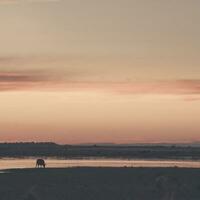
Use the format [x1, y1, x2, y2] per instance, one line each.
[0, 142, 200, 159]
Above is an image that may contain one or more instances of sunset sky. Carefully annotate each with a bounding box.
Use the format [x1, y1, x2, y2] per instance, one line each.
[0, 0, 200, 144]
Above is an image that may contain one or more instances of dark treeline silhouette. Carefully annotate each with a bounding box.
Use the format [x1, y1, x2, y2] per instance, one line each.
[1, 142, 200, 159]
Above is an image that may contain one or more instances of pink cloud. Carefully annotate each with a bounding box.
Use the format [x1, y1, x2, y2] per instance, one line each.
[0, 70, 200, 101]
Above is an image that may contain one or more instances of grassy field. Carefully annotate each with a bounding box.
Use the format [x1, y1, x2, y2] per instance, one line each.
[0, 167, 200, 200]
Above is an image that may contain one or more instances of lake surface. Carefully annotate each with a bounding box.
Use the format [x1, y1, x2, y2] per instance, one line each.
[0, 158, 200, 170]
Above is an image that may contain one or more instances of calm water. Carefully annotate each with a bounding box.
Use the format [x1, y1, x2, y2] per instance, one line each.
[0, 158, 200, 170]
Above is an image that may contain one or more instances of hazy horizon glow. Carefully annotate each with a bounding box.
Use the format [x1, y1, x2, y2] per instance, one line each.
[0, 0, 200, 144]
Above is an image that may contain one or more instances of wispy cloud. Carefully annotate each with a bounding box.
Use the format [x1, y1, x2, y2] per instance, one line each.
[0, 71, 50, 91]
[0, 69, 200, 100]
[0, 56, 200, 99]
[0, 72, 42, 82]
[110, 80, 200, 95]
[0, 0, 60, 4]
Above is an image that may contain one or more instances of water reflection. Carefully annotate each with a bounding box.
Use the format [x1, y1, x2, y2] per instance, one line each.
[0, 158, 200, 170]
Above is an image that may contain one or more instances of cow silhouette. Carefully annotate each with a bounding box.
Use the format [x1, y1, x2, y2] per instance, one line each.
[36, 159, 46, 168]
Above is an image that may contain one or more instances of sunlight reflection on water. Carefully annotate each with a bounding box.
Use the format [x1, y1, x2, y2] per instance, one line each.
[0, 158, 200, 170]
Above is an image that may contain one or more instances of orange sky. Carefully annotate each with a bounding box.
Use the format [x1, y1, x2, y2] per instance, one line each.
[0, 0, 200, 144]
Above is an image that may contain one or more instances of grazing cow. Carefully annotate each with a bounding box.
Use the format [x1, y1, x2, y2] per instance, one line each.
[36, 159, 46, 168]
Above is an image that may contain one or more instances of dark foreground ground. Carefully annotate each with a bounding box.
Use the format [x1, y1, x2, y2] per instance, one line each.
[0, 167, 200, 200]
